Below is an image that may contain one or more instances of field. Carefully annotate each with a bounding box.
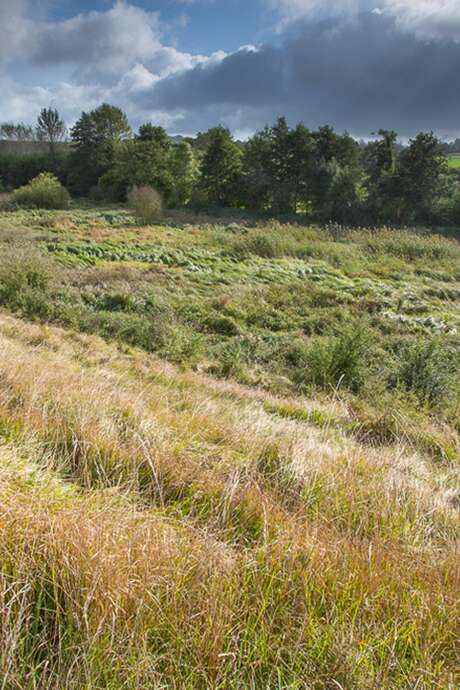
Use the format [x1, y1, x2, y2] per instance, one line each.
[0, 203, 459, 689]
[447, 154, 460, 169]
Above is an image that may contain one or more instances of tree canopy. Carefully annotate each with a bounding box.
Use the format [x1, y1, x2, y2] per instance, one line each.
[1, 103, 459, 227]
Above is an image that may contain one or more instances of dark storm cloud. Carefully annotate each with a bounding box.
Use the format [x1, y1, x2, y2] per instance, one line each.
[138, 12, 460, 137]
[143, 46, 286, 109]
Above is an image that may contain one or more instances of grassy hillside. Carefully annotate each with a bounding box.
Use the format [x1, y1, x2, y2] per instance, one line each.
[0, 204, 459, 688]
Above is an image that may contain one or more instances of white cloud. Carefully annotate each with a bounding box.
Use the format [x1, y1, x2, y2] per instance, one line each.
[2, 0, 459, 138]
[1, 1, 225, 77]
[0, 0, 32, 66]
[383, 0, 460, 41]
[116, 64, 159, 93]
[265, 0, 460, 40]
[0, 0, 230, 128]
[30, 2, 164, 71]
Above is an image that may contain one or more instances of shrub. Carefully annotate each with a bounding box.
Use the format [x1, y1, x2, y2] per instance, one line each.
[450, 190, 460, 227]
[0, 247, 54, 317]
[288, 323, 372, 393]
[228, 232, 283, 260]
[245, 234, 282, 258]
[204, 314, 240, 336]
[159, 324, 205, 365]
[88, 184, 108, 203]
[0, 192, 12, 210]
[128, 185, 163, 224]
[12, 173, 70, 209]
[392, 338, 459, 405]
[211, 338, 252, 380]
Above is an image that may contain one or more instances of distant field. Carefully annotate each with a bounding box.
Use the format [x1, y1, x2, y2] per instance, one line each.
[0, 204, 459, 688]
[448, 154, 460, 168]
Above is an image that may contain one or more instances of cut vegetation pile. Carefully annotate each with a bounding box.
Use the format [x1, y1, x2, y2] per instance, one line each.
[0, 204, 459, 689]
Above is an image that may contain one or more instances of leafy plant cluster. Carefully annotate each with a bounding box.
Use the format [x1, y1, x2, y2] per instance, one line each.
[11, 172, 70, 210]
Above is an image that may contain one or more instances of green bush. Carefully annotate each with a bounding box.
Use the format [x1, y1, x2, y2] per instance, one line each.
[392, 338, 459, 405]
[128, 185, 163, 224]
[0, 248, 54, 317]
[228, 232, 283, 260]
[245, 234, 282, 258]
[12, 173, 70, 209]
[78, 311, 158, 352]
[159, 324, 204, 365]
[204, 314, 240, 336]
[450, 190, 460, 227]
[288, 324, 372, 393]
[211, 338, 253, 380]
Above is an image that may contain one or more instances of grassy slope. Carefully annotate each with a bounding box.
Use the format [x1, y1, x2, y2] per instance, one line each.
[0, 205, 459, 688]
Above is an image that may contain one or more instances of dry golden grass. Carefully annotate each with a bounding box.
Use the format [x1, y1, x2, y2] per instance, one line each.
[0, 313, 459, 688]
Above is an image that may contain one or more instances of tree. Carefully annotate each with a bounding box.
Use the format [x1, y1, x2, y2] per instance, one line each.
[36, 108, 66, 160]
[362, 130, 400, 222]
[199, 127, 243, 207]
[317, 160, 367, 224]
[169, 142, 198, 206]
[244, 129, 273, 211]
[249, 117, 294, 213]
[397, 132, 449, 222]
[99, 137, 174, 203]
[310, 126, 362, 219]
[100, 135, 199, 206]
[266, 117, 295, 214]
[363, 130, 398, 180]
[0, 122, 35, 141]
[244, 118, 314, 214]
[289, 123, 316, 213]
[137, 124, 170, 150]
[69, 104, 131, 195]
[362, 131, 450, 224]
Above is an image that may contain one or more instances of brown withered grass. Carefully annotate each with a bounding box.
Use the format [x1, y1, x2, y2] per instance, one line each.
[0, 313, 459, 689]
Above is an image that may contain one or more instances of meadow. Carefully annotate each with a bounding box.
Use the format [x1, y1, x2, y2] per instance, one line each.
[0, 202, 459, 689]
[447, 155, 460, 169]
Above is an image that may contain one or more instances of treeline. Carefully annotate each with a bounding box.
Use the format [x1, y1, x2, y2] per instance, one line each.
[1, 104, 460, 226]
[441, 139, 460, 155]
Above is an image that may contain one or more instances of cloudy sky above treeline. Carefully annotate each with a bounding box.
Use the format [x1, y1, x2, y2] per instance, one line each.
[1, 0, 460, 138]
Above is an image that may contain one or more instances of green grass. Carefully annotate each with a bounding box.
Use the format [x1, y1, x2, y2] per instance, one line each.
[0, 203, 459, 688]
[1, 205, 459, 410]
[448, 155, 460, 169]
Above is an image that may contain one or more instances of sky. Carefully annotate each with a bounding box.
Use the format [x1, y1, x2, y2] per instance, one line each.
[1, 0, 460, 139]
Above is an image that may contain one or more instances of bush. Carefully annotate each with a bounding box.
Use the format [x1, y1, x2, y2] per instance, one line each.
[0, 150, 69, 190]
[228, 232, 283, 260]
[0, 247, 55, 317]
[392, 338, 459, 405]
[204, 314, 240, 336]
[211, 338, 250, 380]
[12, 173, 70, 209]
[0, 193, 12, 210]
[288, 323, 372, 393]
[449, 189, 460, 227]
[159, 324, 205, 365]
[128, 186, 163, 224]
